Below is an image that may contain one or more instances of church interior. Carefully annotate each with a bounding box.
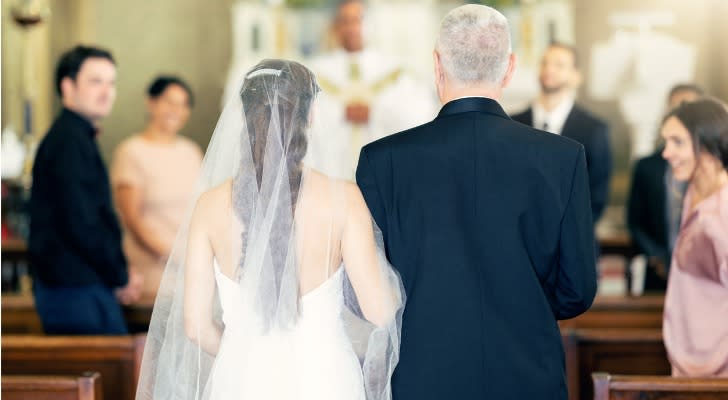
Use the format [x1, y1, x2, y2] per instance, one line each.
[2, 0, 728, 399]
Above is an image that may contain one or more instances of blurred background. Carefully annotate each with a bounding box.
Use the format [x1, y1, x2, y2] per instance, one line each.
[2, 0, 728, 260]
[3, 3, 727, 396]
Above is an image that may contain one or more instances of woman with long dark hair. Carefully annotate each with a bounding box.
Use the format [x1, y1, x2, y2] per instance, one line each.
[136, 60, 404, 399]
[661, 97, 728, 377]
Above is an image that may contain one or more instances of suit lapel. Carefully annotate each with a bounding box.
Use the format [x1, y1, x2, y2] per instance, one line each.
[560, 105, 580, 140]
[522, 108, 534, 126]
[655, 156, 669, 239]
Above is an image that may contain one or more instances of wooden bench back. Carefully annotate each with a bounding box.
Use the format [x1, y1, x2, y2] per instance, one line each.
[1, 294, 154, 334]
[1, 334, 146, 400]
[592, 373, 728, 400]
[562, 329, 671, 400]
[2, 371, 102, 400]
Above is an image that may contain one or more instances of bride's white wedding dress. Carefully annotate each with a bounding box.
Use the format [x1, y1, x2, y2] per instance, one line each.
[136, 61, 402, 400]
[204, 262, 365, 400]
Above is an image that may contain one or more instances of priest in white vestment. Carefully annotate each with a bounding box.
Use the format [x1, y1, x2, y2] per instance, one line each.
[306, 0, 437, 181]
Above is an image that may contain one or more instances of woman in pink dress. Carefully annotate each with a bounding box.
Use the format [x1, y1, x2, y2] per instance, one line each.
[111, 76, 203, 300]
[661, 97, 728, 377]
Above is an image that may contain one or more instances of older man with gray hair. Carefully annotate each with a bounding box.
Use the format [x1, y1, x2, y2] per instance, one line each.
[356, 4, 596, 399]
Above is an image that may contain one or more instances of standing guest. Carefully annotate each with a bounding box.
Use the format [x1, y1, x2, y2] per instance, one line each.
[306, 0, 437, 181]
[29, 45, 140, 334]
[512, 43, 612, 224]
[667, 84, 705, 109]
[112, 76, 202, 300]
[661, 98, 728, 377]
[627, 83, 703, 291]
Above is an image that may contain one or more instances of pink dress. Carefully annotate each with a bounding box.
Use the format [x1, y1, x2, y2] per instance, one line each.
[663, 181, 728, 377]
[111, 135, 202, 298]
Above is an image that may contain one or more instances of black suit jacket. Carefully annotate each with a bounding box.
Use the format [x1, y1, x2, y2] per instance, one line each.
[626, 150, 674, 289]
[29, 108, 127, 288]
[356, 98, 597, 400]
[512, 105, 612, 223]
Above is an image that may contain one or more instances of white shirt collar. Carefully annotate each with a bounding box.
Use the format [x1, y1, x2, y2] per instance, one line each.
[453, 95, 491, 100]
[532, 95, 575, 135]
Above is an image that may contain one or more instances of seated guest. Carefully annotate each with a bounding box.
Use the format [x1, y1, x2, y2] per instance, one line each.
[29, 45, 141, 334]
[627, 84, 703, 291]
[661, 98, 728, 377]
[112, 76, 202, 300]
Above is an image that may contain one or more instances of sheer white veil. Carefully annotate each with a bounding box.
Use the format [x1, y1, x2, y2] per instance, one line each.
[136, 59, 405, 400]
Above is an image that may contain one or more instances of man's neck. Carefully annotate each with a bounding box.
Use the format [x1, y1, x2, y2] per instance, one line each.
[62, 102, 100, 127]
[440, 85, 501, 105]
[538, 90, 574, 112]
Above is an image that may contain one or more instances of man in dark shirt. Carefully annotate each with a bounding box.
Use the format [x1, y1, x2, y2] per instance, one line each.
[29, 45, 140, 334]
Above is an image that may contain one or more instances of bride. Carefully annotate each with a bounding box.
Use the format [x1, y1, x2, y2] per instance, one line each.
[135, 59, 405, 400]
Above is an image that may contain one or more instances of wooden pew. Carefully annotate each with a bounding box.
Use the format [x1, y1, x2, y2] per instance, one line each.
[2, 372, 102, 400]
[598, 234, 638, 259]
[559, 294, 664, 330]
[562, 329, 671, 400]
[1, 334, 146, 400]
[1, 238, 31, 293]
[592, 373, 728, 400]
[2, 292, 665, 334]
[1, 294, 43, 333]
[1, 293, 155, 334]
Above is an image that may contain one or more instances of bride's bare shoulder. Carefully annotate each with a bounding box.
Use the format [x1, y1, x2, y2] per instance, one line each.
[192, 179, 233, 221]
[304, 169, 368, 219]
[305, 168, 359, 195]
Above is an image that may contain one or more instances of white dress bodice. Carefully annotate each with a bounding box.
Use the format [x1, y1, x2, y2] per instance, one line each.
[203, 262, 364, 400]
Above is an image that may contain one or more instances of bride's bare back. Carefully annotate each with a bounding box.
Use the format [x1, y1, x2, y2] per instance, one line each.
[196, 169, 352, 292]
[183, 168, 394, 354]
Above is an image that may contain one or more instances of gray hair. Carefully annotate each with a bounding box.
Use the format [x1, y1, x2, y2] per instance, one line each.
[436, 4, 512, 86]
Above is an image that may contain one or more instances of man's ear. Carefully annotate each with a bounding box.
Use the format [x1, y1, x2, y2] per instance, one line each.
[60, 76, 75, 101]
[433, 50, 444, 86]
[501, 53, 517, 89]
[433, 49, 447, 103]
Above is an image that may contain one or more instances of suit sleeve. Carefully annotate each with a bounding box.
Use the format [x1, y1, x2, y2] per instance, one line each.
[626, 161, 669, 263]
[555, 146, 598, 319]
[355, 146, 388, 240]
[52, 136, 128, 287]
[587, 123, 612, 222]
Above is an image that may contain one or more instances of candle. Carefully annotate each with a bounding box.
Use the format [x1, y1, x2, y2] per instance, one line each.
[23, 99, 33, 136]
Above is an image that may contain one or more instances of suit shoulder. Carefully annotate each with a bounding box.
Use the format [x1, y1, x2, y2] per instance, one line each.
[572, 104, 608, 129]
[362, 119, 432, 154]
[510, 107, 532, 122]
[507, 118, 583, 155]
[39, 119, 81, 152]
[634, 151, 665, 171]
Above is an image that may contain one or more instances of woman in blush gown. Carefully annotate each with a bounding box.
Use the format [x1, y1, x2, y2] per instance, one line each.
[660, 98, 728, 377]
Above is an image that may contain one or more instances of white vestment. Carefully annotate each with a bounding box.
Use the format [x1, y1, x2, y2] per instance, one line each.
[306, 48, 437, 181]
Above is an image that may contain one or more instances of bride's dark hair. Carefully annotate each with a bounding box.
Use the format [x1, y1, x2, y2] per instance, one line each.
[234, 59, 320, 330]
[240, 59, 319, 196]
